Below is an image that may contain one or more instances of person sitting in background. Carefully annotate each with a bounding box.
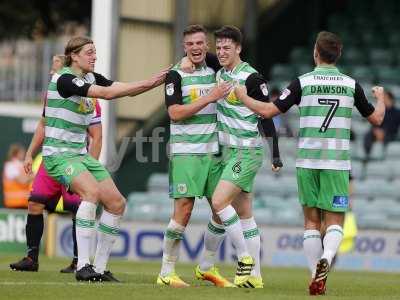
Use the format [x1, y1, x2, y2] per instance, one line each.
[363, 90, 400, 161]
[2, 144, 34, 208]
[269, 87, 294, 137]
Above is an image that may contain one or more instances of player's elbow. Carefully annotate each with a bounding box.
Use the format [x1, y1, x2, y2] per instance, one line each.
[259, 107, 273, 119]
[102, 90, 116, 100]
[89, 86, 115, 100]
[168, 106, 185, 122]
[169, 112, 183, 122]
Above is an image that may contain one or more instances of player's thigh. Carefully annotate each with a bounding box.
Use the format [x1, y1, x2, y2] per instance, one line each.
[219, 147, 263, 193]
[82, 155, 111, 183]
[169, 155, 208, 199]
[97, 177, 125, 215]
[30, 163, 63, 210]
[204, 154, 223, 199]
[232, 191, 253, 219]
[44, 154, 93, 196]
[318, 170, 350, 213]
[27, 201, 45, 215]
[70, 171, 100, 202]
[296, 168, 319, 207]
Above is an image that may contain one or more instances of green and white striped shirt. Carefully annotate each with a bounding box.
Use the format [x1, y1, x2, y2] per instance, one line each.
[216, 62, 263, 149]
[43, 67, 112, 156]
[165, 64, 218, 155]
[274, 65, 375, 170]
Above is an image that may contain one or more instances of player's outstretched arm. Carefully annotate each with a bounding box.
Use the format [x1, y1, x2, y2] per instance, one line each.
[168, 82, 231, 122]
[24, 117, 45, 174]
[235, 85, 281, 119]
[87, 66, 171, 100]
[367, 86, 385, 126]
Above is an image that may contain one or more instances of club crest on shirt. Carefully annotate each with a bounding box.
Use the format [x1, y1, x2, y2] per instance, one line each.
[166, 83, 174, 96]
[79, 97, 95, 113]
[260, 83, 268, 96]
[226, 89, 241, 105]
[177, 183, 188, 194]
[65, 165, 74, 176]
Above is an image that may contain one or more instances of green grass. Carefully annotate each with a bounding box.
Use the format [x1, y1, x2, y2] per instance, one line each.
[1, 255, 399, 300]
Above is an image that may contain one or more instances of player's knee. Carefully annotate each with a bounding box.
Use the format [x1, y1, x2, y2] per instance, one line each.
[28, 201, 44, 215]
[211, 197, 225, 213]
[108, 195, 126, 215]
[304, 219, 321, 230]
[79, 188, 100, 202]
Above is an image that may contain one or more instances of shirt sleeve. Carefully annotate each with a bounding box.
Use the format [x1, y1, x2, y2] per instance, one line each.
[89, 101, 102, 126]
[205, 52, 221, 73]
[165, 70, 183, 108]
[93, 72, 114, 87]
[354, 82, 375, 117]
[245, 73, 270, 103]
[273, 78, 302, 113]
[245, 73, 281, 158]
[57, 74, 92, 98]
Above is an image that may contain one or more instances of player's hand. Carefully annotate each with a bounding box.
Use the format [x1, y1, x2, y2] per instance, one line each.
[372, 86, 384, 101]
[24, 155, 33, 175]
[180, 57, 194, 73]
[207, 82, 232, 102]
[148, 65, 173, 87]
[234, 85, 247, 99]
[271, 158, 283, 172]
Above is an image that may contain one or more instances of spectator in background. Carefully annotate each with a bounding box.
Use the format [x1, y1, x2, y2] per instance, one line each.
[2, 144, 34, 208]
[269, 87, 294, 137]
[363, 90, 400, 161]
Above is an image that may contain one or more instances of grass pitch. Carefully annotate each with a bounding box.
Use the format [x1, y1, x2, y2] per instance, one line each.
[1, 255, 399, 300]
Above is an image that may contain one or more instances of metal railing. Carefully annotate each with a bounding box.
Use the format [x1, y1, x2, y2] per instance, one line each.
[0, 39, 63, 103]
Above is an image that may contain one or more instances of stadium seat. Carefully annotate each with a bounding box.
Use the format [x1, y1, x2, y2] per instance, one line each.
[376, 67, 400, 84]
[294, 64, 313, 76]
[369, 48, 393, 66]
[253, 209, 274, 224]
[364, 161, 394, 180]
[385, 142, 400, 159]
[270, 64, 295, 81]
[348, 65, 375, 83]
[350, 160, 364, 179]
[342, 49, 367, 65]
[290, 47, 312, 64]
[147, 173, 169, 191]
